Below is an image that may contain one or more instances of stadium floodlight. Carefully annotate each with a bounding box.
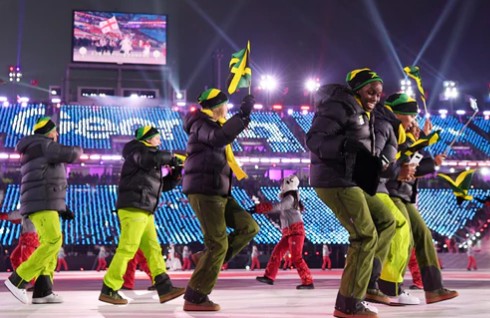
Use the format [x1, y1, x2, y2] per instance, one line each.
[18, 96, 29, 107]
[304, 78, 320, 92]
[0, 96, 8, 107]
[287, 108, 294, 115]
[456, 109, 466, 115]
[438, 109, 448, 119]
[443, 81, 459, 100]
[483, 110, 490, 120]
[400, 79, 415, 97]
[259, 75, 278, 91]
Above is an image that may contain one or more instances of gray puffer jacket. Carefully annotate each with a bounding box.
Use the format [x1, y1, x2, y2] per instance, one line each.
[373, 104, 402, 194]
[16, 135, 82, 216]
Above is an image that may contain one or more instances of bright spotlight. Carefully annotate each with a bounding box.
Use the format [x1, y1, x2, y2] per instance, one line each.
[305, 78, 320, 92]
[400, 79, 415, 98]
[259, 75, 278, 91]
[480, 167, 490, 176]
[443, 81, 459, 100]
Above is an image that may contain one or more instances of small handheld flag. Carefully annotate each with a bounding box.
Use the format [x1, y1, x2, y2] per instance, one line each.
[437, 169, 475, 205]
[403, 65, 428, 114]
[398, 130, 440, 160]
[226, 41, 252, 95]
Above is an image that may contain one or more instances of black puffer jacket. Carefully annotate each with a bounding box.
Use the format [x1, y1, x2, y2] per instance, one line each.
[16, 135, 82, 216]
[387, 135, 436, 203]
[116, 140, 173, 213]
[182, 110, 249, 196]
[373, 104, 402, 194]
[306, 84, 376, 188]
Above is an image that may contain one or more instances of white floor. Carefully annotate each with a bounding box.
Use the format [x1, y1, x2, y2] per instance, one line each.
[0, 270, 488, 317]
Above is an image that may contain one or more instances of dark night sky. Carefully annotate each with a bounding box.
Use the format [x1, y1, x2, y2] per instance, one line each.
[0, 0, 489, 109]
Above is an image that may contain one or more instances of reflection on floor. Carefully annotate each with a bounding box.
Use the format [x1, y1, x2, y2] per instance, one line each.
[1, 269, 489, 317]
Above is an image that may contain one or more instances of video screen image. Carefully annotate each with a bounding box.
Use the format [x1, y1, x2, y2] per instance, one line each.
[72, 11, 167, 66]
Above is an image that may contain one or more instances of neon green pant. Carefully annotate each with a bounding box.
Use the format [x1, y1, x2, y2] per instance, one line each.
[103, 208, 166, 290]
[16, 210, 62, 283]
[377, 193, 411, 287]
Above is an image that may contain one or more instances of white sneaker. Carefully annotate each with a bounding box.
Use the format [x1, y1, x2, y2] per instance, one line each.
[4, 279, 28, 304]
[390, 290, 420, 305]
[360, 301, 379, 314]
[32, 293, 64, 304]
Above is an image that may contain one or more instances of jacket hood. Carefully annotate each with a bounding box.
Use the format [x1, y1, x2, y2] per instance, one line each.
[315, 84, 360, 112]
[16, 134, 51, 154]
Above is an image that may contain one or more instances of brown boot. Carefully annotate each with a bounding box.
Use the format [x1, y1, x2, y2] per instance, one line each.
[183, 286, 220, 311]
[425, 288, 459, 304]
[98, 284, 128, 305]
[183, 297, 221, 311]
[154, 273, 185, 303]
[364, 289, 391, 305]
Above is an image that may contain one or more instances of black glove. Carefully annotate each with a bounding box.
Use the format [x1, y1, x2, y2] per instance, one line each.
[169, 155, 184, 168]
[239, 94, 255, 117]
[343, 138, 365, 153]
[154, 151, 172, 166]
[59, 206, 75, 220]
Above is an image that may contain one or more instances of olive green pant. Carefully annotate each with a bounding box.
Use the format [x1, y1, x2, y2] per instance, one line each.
[391, 197, 442, 290]
[16, 210, 62, 283]
[103, 208, 167, 290]
[187, 194, 259, 295]
[377, 193, 411, 293]
[315, 187, 396, 300]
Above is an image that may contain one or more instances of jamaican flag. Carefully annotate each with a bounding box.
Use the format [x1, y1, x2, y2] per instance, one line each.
[226, 41, 251, 94]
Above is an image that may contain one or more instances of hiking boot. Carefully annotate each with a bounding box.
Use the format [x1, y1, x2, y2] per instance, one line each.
[98, 283, 128, 305]
[256, 276, 274, 285]
[425, 288, 459, 304]
[183, 287, 220, 311]
[333, 301, 378, 318]
[154, 273, 185, 303]
[159, 286, 185, 303]
[365, 289, 390, 305]
[389, 290, 420, 305]
[4, 271, 28, 304]
[183, 296, 221, 311]
[32, 293, 63, 304]
[296, 283, 314, 290]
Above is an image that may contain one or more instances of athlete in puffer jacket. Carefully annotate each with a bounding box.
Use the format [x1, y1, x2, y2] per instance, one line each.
[386, 113, 458, 305]
[306, 68, 396, 317]
[99, 125, 184, 305]
[181, 89, 259, 312]
[4, 116, 82, 304]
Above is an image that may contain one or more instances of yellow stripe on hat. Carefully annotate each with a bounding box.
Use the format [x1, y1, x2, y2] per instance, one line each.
[206, 89, 221, 100]
[33, 118, 50, 132]
[348, 68, 371, 81]
[142, 125, 152, 136]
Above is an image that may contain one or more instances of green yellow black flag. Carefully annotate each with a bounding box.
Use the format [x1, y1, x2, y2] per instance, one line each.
[396, 130, 440, 160]
[226, 41, 251, 95]
[404, 65, 428, 113]
[437, 169, 475, 205]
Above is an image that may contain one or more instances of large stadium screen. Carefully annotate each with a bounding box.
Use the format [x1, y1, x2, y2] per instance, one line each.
[72, 11, 167, 66]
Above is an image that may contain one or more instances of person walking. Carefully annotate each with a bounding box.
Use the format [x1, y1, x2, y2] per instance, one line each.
[4, 116, 82, 304]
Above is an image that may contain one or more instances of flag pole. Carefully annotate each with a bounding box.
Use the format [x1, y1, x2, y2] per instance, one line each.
[443, 98, 479, 156]
[443, 109, 478, 156]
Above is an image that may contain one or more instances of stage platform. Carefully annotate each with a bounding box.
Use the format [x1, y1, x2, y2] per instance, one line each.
[1, 269, 489, 317]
